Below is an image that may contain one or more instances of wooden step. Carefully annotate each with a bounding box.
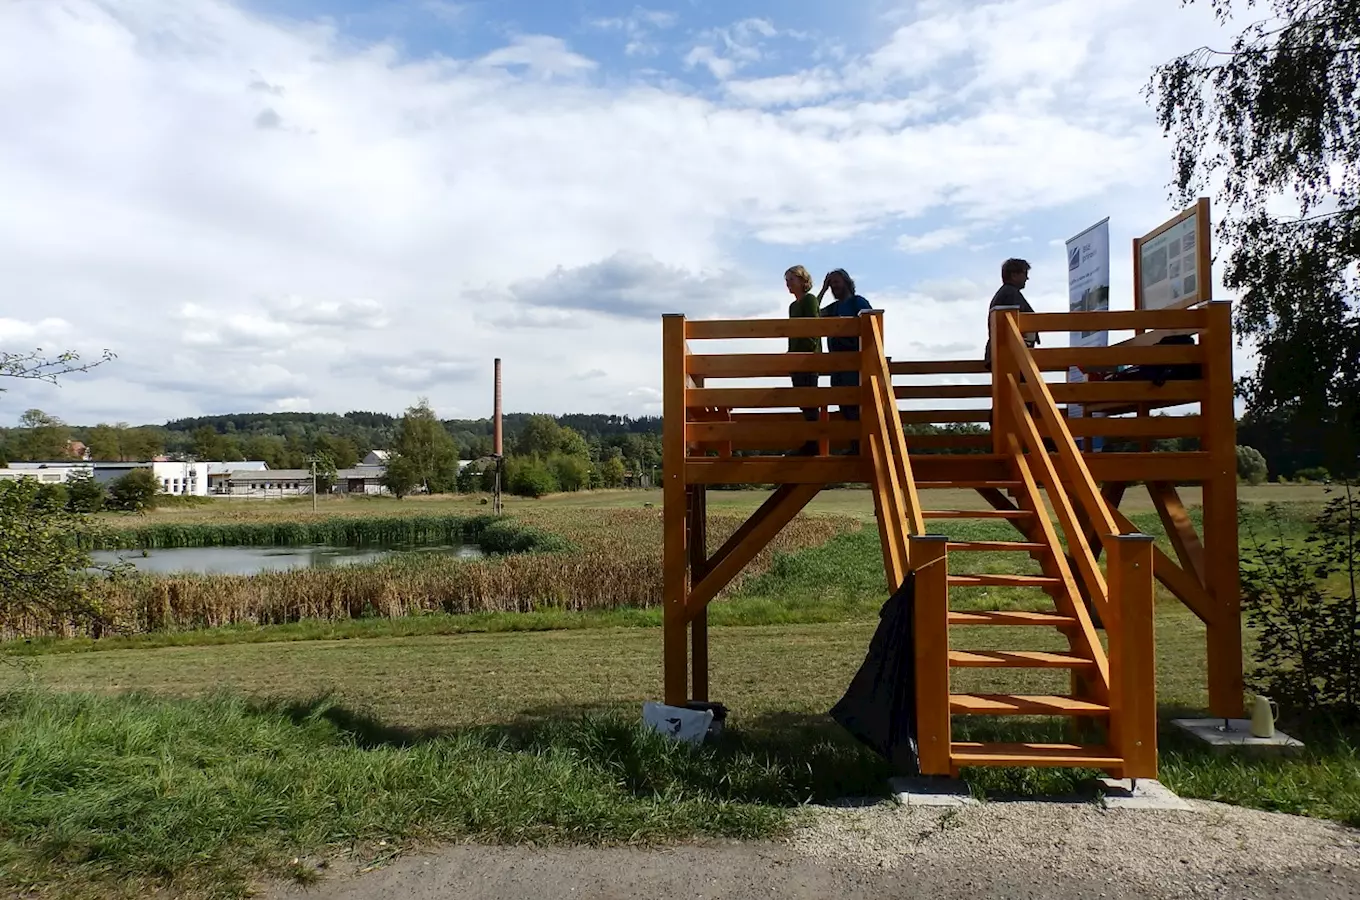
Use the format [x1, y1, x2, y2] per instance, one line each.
[948, 650, 1095, 669]
[948, 610, 1077, 627]
[916, 481, 1022, 490]
[950, 693, 1109, 716]
[951, 742, 1123, 769]
[922, 509, 1033, 520]
[948, 574, 1061, 588]
[948, 541, 1046, 552]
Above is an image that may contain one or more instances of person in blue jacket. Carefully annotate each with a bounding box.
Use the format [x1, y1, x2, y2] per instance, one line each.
[818, 269, 873, 428]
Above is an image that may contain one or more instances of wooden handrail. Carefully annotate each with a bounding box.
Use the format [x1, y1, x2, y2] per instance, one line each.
[685, 318, 860, 340]
[1000, 314, 1121, 539]
[864, 312, 925, 536]
[1016, 308, 1208, 332]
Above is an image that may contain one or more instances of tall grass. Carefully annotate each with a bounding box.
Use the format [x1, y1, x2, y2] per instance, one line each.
[6, 511, 857, 639]
[0, 689, 876, 899]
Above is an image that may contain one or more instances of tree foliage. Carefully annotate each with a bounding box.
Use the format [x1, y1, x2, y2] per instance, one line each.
[106, 469, 160, 512]
[0, 478, 120, 636]
[380, 454, 420, 499]
[1241, 485, 1360, 718]
[65, 471, 106, 513]
[390, 398, 460, 493]
[1236, 444, 1269, 484]
[1149, 0, 1360, 476]
[0, 349, 114, 390]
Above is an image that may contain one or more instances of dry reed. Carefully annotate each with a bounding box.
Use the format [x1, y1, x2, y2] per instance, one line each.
[12, 508, 857, 638]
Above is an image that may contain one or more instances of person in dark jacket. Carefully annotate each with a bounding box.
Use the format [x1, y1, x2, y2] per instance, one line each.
[817, 269, 872, 453]
[983, 258, 1039, 370]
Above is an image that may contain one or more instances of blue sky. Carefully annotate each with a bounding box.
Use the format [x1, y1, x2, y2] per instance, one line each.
[0, 0, 1243, 424]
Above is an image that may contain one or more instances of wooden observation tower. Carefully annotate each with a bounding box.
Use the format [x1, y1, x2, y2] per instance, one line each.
[660, 210, 1241, 780]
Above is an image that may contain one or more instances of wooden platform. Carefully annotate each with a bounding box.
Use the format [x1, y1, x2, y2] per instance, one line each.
[662, 302, 1241, 779]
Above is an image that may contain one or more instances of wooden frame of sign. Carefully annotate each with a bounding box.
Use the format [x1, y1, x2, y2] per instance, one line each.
[1133, 197, 1212, 312]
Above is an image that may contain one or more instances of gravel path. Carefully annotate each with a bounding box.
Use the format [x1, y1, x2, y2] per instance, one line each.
[265, 800, 1360, 899]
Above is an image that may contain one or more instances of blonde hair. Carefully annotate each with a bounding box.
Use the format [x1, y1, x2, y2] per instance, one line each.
[784, 265, 813, 293]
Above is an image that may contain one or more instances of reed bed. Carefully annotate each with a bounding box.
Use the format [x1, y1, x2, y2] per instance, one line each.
[12, 509, 857, 639]
[81, 514, 516, 551]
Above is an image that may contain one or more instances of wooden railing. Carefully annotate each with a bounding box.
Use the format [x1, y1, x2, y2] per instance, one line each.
[888, 305, 1222, 457]
[860, 311, 925, 584]
[990, 310, 1159, 776]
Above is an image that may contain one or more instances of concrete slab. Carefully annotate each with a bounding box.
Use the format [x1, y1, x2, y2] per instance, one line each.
[1097, 778, 1193, 811]
[889, 776, 979, 807]
[1172, 718, 1305, 758]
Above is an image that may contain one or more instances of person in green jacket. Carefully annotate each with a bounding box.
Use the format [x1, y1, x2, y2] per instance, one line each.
[785, 265, 822, 454]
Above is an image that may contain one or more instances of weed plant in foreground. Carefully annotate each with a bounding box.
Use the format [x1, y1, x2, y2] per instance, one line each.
[0, 688, 886, 899]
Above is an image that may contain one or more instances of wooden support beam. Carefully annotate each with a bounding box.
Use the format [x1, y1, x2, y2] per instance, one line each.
[686, 483, 821, 616]
[1063, 416, 1204, 440]
[1146, 482, 1207, 586]
[1031, 345, 1206, 370]
[687, 351, 861, 377]
[910, 535, 952, 776]
[889, 359, 988, 375]
[686, 420, 861, 445]
[1027, 381, 1204, 405]
[1197, 302, 1243, 717]
[686, 457, 868, 485]
[688, 485, 709, 703]
[1105, 533, 1158, 780]
[1109, 507, 1217, 625]
[662, 314, 689, 706]
[690, 386, 860, 409]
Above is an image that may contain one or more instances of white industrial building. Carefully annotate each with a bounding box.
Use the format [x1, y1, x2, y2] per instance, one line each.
[1, 457, 392, 498]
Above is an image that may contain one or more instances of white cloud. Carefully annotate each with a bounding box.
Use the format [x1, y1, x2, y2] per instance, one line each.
[478, 35, 596, 77]
[590, 8, 677, 57]
[897, 227, 969, 254]
[0, 0, 1240, 424]
[684, 17, 778, 80]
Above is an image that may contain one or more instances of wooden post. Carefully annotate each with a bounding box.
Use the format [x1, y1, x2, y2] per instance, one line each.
[688, 484, 709, 703]
[662, 314, 689, 706]
[910, 534, 951, 776]
[1105, 533, 1157, 780]
[989, 306, 1019, 455]
[1200, 300, 1243, 717]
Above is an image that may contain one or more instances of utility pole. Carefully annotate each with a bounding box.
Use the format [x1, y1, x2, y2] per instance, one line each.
[305, 453, 320, 513]
[493, 357, 504, 515]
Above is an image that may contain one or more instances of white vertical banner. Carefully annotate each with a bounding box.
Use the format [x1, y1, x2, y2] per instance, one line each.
[1065, 219, 1110, 449]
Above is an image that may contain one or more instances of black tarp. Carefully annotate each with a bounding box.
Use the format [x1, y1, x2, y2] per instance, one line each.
[829, 572, 920, 776]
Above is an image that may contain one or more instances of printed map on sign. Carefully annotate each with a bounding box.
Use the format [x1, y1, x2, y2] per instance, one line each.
[1139, 211, 1200, 310]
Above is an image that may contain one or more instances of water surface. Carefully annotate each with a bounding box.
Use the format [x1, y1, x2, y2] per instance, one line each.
[90, 543, 482, 576]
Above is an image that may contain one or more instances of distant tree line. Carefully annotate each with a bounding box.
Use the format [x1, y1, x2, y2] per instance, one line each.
[0, 403, 664, 499]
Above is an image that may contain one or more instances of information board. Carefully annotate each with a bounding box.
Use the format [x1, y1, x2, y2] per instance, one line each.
[1135, 198, 1212, 310]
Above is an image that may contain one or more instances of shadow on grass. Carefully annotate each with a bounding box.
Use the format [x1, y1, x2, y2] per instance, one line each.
[278, 694, 897, 807]
[274, 693, 1360, 825]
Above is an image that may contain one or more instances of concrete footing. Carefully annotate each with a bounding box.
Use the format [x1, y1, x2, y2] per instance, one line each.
[889, 776, 979, 807]
[1172, 718, 1305, 758]
[1097, 778, 1192, 811]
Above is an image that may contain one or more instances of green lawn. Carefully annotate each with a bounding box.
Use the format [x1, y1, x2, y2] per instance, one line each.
[2, 482, 1355, 899]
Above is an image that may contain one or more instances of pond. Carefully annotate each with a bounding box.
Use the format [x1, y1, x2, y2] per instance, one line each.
[89, 543, 483, 576]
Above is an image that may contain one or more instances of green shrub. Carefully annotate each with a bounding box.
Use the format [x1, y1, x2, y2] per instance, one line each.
[1241, 484, 1360, 719]
[107, 469, 160, 512]
[1236, 445, 1268, 485]
[507, 457, 557, 498]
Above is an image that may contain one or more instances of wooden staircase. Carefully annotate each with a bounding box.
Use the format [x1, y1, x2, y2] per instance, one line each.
[865, 312, 1159, 780]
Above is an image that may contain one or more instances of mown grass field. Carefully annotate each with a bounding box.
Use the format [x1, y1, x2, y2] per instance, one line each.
[0, 482, 1354, 899]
